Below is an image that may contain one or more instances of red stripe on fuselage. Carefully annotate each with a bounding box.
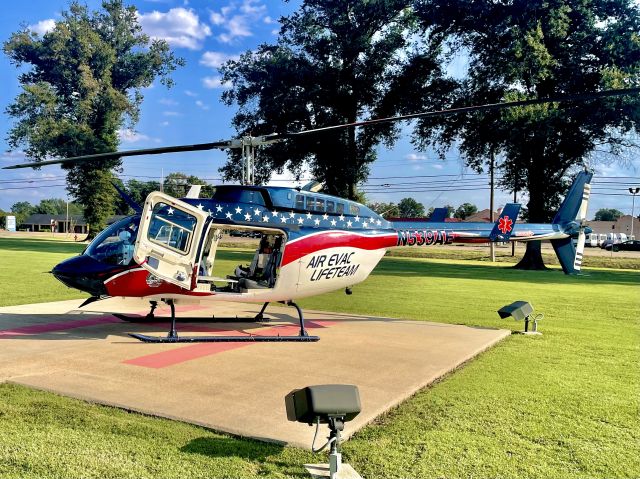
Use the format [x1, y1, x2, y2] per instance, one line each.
[282, 232, 397, 266]
[104, 268, 211, 297]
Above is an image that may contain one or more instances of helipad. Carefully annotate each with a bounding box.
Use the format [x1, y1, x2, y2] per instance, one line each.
[0, 298, 509, 448]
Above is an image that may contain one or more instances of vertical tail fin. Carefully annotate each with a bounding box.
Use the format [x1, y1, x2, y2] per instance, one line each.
[489, 203, 521, 242]
[551, 171, 593, 274]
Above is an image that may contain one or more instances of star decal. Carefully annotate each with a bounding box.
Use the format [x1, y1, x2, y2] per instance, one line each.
[244, 213, 252, 221]
[346, 220, 353, 228]
[339, 214, 345, 221]
[280, 216, 287, 223]
[376, 219, 382, 226]
[262, 215, 270, 222]
[314, 218, 320, 226]
[306, 212, 312, 219]
[253, 208, 261, 216]
[167, 207, 174, 215]
[272, 210, 278, 217]
[289, 211, 295, 218]
[322, 213, 328, 220]
[197, 203, 204, 210]
[225, 212, 233, 219]
[354, 215, 360, 222]
[330, 219, 337, 226]
[297, 217, 304, 224]
[235, 206, 242, 214]
[215, 205, 223, 212]
[363, 221, 368, 228]
[207, 209, 213, 217]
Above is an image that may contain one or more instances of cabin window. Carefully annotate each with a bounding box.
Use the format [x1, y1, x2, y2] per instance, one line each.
[305, 196, 315, 211]
[326, 200, 335, 213]
[316, 198, 325, 212]
[295, 194, 305, 209]
[349, 204, 360, 215]
[147, 202, 196, 254]
[336, 203, 345, 214]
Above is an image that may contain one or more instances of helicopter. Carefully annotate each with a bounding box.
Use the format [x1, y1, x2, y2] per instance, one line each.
[5, 89, 632, 344]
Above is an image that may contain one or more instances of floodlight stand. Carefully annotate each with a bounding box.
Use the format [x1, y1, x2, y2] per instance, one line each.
[521, 314, 543, 335]
[328, 417, 343, 479]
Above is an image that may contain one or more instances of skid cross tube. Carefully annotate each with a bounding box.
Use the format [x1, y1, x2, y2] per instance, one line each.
[128, 301, 320, 343]
[114, 302, 272, 323]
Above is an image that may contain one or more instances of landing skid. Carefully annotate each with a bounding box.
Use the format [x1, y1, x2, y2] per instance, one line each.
[127, 301, 320, 343]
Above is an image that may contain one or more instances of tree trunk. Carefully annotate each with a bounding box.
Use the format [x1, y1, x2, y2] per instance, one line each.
[514, 240, 548, 270]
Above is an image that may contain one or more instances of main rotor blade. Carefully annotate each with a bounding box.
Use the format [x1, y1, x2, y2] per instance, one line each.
[273, 87, 640, 139]
[2, 140, 234, 170]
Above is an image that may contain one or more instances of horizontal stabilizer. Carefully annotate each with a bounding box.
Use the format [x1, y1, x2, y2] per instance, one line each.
[489, 203, 521, 242]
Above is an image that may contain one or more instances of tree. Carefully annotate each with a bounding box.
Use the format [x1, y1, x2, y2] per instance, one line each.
[594, 208, 624, 221]
[367, 201, 399, 219]
[163, 172, 215, 199]
[4, 0, 183, 237]
[33, 198, 82, 216]
[414, 0, 640, 269]
[11, 201, 34, 226]
[398, 197, 425, 217]
[220, 0, 452, 199]
[454, 202, 478, 220]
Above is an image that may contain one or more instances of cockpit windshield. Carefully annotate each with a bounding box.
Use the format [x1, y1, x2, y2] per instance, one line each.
[85, 216, 140, 265]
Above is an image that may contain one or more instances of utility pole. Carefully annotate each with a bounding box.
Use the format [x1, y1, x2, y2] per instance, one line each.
[489, 148, 495, 262]
[511, 187, 517, 256]
[630, 187, 640, 240]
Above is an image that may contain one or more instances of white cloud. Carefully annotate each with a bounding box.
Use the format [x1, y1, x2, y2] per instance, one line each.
[118, 129, 161, 144]
[210, 0, 268, 44]
[200, 51, 240, 68]
[160, 121, 170, 127]
[162, 111, 182, 116]
[184, 89, 198, 97]
[195, 100, 210, 110]
[405, 153, 427, 162]
[137, 8, 211, 50]
[202, 76, 232, 89]
[29, 19, 55, 35]
[431, 163, 444, 170]
[263, 16, 274, 24]
[159, 98, 179, 106]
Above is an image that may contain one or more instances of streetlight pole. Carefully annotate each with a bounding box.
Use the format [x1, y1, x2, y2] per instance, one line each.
[630, 187, 640, 240]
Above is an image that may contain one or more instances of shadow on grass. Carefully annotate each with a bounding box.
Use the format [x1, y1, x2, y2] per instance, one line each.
[0, 238, 85, 255]
[377, 256, 640, 285]
[181, 436, 283, 460]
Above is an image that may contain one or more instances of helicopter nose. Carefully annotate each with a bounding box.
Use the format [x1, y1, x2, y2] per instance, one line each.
[52, 255, 109, 297]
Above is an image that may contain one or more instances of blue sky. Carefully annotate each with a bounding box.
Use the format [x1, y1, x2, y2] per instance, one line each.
[1, 0, 638, 217]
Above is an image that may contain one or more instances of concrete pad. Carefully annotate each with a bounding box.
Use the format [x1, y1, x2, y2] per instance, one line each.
[0, 298, 510, 448]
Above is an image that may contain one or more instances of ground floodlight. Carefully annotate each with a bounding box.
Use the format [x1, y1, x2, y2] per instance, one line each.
[285, 384, 362, 479]
[497, 301, 543, 335]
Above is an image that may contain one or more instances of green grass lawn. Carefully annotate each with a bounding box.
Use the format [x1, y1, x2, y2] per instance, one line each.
[0, 238, 638, 478]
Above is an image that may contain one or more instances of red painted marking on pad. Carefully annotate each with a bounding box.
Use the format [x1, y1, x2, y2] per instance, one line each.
[123, 322, 335, 369]
[0, 315, 121, 338]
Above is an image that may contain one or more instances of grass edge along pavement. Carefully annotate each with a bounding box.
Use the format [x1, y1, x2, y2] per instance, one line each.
[0, 238, 638, 478]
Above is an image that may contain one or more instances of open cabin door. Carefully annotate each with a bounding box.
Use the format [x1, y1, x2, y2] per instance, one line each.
[133, 192, 209, 290]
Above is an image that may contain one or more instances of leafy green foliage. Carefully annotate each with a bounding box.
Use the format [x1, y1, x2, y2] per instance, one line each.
[4, 0, 183, 236]
[33, 198, 83, 216]
[454, 202, 478, 219]
[163, 172, 215, 199]
[414, 0, 640, 221]
[220, 0, 452, 199]
[594, 208, 624, 221]
[413, 0, 640, 267]
[367, 201, 399, 219]
[398, 197, 425, 217]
